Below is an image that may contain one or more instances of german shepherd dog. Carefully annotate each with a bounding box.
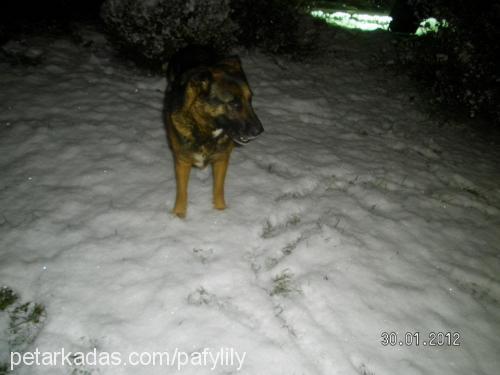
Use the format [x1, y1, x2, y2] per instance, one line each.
[165, 46, 264, 218]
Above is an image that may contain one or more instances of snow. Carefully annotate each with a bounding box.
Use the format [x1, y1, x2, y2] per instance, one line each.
[1, 26, 500, 375]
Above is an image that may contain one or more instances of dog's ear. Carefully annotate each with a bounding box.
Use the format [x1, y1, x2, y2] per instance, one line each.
[184, 70, 212, 108]
[187, 70, 212, 93]
[218, 56, 242, 74]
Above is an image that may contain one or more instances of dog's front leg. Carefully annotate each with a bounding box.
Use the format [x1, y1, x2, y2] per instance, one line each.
[173, 159, 192, 218]
[212, 155, 230, 210]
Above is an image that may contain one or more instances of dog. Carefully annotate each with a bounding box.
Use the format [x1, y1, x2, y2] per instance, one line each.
[165, 46, 264, 218]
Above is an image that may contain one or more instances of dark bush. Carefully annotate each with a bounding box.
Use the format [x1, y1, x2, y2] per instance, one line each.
[101, 0, 237, 64]
[389, 0, 426, 33]
[230, 0, 313, 54]
[394, 0, 500, 124]
[0, 0, 105, 42]
[101, 0, 316, 65]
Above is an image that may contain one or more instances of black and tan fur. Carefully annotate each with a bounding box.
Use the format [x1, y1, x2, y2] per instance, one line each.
[165, 46, 263, 218]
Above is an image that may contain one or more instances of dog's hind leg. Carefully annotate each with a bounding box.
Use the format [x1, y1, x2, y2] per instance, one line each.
[212, 155, 230, 210]
[173, 159, 192, 218]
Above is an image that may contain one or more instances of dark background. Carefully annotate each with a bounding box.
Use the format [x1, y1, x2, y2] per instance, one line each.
[0, 0, 105, 29]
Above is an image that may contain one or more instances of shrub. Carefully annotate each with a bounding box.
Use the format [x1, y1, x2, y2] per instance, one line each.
[101, 0, 316, 64]
[394, 0, 500, 124]
[389, 0, 428, 33]
[101, 0, 237, 64]
[230, 0, 313, 54]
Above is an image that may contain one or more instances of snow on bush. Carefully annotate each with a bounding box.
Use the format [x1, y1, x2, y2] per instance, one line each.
[101, 0, 237, 63]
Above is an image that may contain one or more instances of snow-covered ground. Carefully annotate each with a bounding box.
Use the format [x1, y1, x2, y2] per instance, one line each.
[1, 26, 499, 375]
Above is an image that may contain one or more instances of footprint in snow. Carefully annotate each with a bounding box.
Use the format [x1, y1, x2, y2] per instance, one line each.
[192, 248, 214, 264]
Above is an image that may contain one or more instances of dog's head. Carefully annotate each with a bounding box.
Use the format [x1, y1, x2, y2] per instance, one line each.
[182, 57, 264, 145]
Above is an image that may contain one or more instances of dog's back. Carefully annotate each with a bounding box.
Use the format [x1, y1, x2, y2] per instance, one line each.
[166, 45, 218, 89]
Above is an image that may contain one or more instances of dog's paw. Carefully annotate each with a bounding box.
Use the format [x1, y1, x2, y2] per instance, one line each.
[213, 199, 227, 211]
[172, 208, 187, 218]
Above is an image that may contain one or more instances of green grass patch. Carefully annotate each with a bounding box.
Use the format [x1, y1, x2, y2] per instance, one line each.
[0, 286, 47, 372]
[271, 270, 300, 296]
[311, 9, 447, 35]
[0, 287, 18, 311]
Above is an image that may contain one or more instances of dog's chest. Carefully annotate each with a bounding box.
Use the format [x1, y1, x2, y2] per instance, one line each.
[190, 133, 230, 168]
[192, 152, 207, 168]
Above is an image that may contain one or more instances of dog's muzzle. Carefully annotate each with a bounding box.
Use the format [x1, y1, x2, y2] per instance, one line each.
[217, 115, 264, 145]
[235, 124, 264, 144]
[236, 117, 264, 144]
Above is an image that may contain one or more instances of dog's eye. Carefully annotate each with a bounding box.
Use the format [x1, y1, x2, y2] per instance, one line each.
[208, 97, 225, 105]
[228, 99, 242, 111]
